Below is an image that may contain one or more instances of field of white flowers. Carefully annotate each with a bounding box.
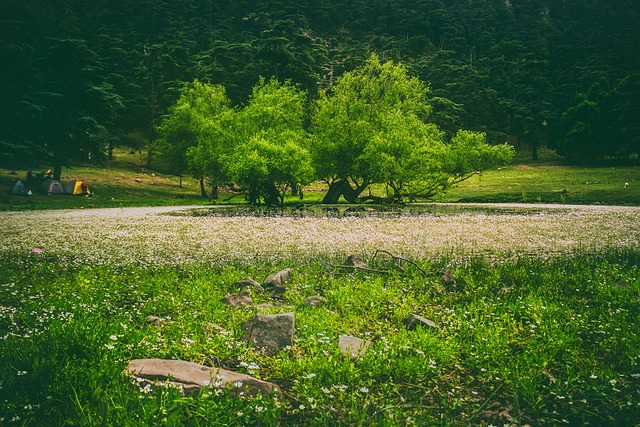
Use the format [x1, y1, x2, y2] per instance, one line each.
[2, 203, 639, 265]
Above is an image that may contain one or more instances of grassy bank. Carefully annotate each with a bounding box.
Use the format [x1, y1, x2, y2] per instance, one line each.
[2, 149, 639, 210]
[1, 250, 639, 426]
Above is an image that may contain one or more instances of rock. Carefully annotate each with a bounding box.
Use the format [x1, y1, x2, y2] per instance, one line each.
[202, 322, 228, 337]
[145, 315, 166, 326]
[241, 312, 295, 355]
[304, 295, 328, 307]
[235, 277, 264, 293]
[345, 255, 367, 269]
[403, 314, 437, 331]
[126, 359, 280, 397]
[338, 335, 371, 358]
[135, 178, 142, 183]
[221, 290, 253, 308]
[442, 267, 457, 289]
[264, 268, 292, 288]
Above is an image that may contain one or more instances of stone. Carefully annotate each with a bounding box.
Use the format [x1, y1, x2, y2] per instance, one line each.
[263, 268, 292, 288]
[241, 312, 295, 355]
[235, 277, 264, 293]
[345, 255, 367, 269]
[145, 315, 168, 326]
[403, 314, 437, 331]
[221, 290, 253, 308]
[338, 335, 371, 358]
[442, 267, 457, 289]
[126, 359, 280, 397]
[304, 295, 328, 307]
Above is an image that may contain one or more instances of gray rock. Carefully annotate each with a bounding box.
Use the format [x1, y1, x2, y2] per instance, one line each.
[235, 278, 264, 293]
[263, 268, 292, 288]
[221, 290, 253, 308]
[403, 314, 437, 331]
[126, 359, 280, 397]
[338, 335, 371, 358]
[304, 295, 328, 307]
[442, 267, 457, 289]
[242, 312, 295, 355]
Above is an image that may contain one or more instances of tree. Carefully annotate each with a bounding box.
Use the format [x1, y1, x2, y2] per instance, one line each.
[311, 54, 513, 203]
[311, 54, 432, 203]
[156, 80, 230, 194]
[225, 78, 313, 206]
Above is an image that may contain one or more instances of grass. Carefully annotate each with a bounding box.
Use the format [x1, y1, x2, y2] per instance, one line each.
[1, 148, 639, 210]
[1, 249, 639, 426]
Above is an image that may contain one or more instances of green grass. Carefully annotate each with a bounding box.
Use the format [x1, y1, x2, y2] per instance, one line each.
[2, 149, 640, 210]
[1, 250, 639, 425]
[437, 164, 640, 205]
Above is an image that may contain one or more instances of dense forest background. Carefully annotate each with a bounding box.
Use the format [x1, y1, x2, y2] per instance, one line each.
[1, 0, 639, 171]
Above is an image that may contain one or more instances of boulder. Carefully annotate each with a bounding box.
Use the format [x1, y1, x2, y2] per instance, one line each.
[126, 359, 280, 397]
[403, 314, 437, 331]
[242, 312, 295, 355]
[338, 335, 371, 358]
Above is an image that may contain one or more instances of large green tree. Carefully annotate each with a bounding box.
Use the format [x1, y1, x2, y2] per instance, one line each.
[311, 54, 513, 203]
[224, 78, 314, 206]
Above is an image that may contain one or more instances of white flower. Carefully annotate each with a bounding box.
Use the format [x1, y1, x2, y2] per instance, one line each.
[110, 335, 118, 341]
[359, 386, 369, 393]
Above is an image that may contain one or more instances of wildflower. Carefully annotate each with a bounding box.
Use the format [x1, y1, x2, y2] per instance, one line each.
[299, 404, 305, 410]
[359, 386, 370, 393]
[110, 335, 118, 341]
[590, 375, 598, 379]
[234, 381, 243, 388]
[302, 373, 316, 379]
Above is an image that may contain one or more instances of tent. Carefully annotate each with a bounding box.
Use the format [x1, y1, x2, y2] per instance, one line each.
[9, 180, 30, 196]
[40, 179, 65, 195]
[64, 180, 91, 196]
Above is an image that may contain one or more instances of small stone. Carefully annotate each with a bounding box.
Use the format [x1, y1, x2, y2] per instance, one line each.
[338, 335, 371, 358]
[304, 295, 327, 307]
[145, 315, 164, 326]
[221, 292, 253, 308]
[264, 268, 292, 288]
[345, 255, 367, 269]
[403, 314, 437, 331]
[442, 267, 457, 289]
[235, 278, 264, 293]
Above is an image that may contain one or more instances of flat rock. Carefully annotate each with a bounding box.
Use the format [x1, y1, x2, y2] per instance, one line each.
[338, 335, 371, 358]
[126, 359, 280, 397]
[403, 314, 437, 331]
[242, 312, 295, 355]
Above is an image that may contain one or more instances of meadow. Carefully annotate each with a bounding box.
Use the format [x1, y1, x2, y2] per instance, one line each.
[1, 205, 639, 426]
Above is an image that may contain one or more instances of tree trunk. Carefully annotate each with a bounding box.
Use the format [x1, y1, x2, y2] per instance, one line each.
[199, 176, 208, 198]
[321, 180, 365, 204]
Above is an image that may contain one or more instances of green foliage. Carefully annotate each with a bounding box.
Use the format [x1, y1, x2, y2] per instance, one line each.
[224, 78, 314, 206]
[156, 80, 231, 194]
[311, 54, 513, 202]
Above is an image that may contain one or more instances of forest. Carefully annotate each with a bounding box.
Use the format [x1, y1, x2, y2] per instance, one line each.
[1, 0, 639, 175]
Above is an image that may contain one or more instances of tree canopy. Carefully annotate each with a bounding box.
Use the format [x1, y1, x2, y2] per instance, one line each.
[1, 0, 637, 170]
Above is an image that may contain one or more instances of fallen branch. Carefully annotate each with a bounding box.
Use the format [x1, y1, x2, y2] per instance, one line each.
[371, 249, 430, 278]
[318, 258, 390, 275]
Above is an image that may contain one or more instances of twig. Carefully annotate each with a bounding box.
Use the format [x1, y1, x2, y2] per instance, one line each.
[371, 249, 429, 278]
